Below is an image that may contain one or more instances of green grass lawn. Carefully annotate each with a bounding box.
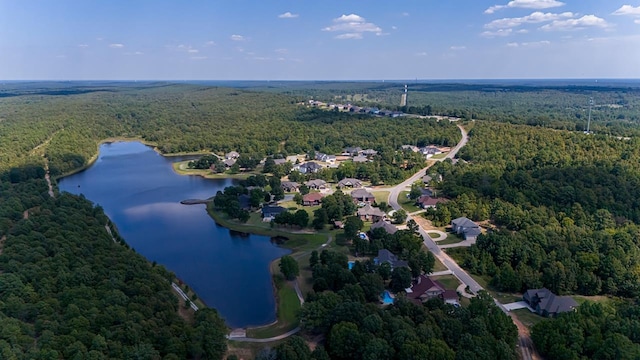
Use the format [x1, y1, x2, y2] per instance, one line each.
[372, 190, 390, 205]
[246, 280, 300, 338]
[430, 153, 448, 160]
[512, 308, 546, 328]
[431, 275, 461, 290]
[398, 191, 422, 213]
[436, 233, 465, 245]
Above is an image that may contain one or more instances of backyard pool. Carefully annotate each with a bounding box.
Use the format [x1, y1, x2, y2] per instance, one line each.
[381, 291, 394, 305]
[348, 261, 355, 270]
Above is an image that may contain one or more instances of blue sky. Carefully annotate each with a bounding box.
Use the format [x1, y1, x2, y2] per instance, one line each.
[1, 0, 639, 80]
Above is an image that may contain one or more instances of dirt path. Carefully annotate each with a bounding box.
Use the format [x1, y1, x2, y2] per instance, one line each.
[510, 312, 542, 360]
[0, 235, 5, 255]
[23, 210, 29, 219]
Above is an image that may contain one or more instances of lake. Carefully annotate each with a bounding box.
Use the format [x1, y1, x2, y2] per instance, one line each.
[58, 141, 290, 328]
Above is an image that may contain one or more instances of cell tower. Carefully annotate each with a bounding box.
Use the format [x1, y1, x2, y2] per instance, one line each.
[401, 84, 408, 107]
[585, 97, 594, 134]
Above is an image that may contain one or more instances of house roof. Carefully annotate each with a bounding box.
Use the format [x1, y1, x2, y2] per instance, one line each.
[452, 217, 479, 229]
[370, 220, 398, 234]
[357, 204, 386, 217]
[262, 206, 288, 216]
[300, 162, 322, 171]
[281, 181, 299, 189]
[362, 149, 378, 156]
[376, 249, 407, 268]
[223, 159, 236, 166]
[417, 196, 445, 207]
[422, 175, 432, 183]
[273, 158, 287, 165]
[525, 288, 578, 315]
[353, 155, 368, 163]
[408, 275, 445, 299]
[464, 227, 482, 237]
[338, 178, 362, 187]
[443, 290, 459, 301]
[226, 151, 240, 158]
[303, 193, 324, 203]
[351, 188, 374, 199]
[305, 179, 327, 187]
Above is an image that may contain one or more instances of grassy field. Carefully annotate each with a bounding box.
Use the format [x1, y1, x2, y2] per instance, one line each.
[171, 161, 255, 180]
[436, 233, 465, 245]
[431, 274, 461, 290]
[430, 153, 448, 160]
[398, 191, 422, 213]
[512, 308, 546, 328]
[247, 278, 300, 338]
[372, 190, 390, 205]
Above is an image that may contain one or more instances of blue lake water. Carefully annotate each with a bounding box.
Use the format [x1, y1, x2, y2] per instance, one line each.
[58, 141, 290, 328]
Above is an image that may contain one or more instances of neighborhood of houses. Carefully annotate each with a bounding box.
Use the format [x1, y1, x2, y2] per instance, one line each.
[215, 144, 579, 318]
[308, 99, 405, 118]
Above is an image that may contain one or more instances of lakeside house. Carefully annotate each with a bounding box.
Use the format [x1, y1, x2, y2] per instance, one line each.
[370, 220, 398, 235]
[262, 205, 288, 222]
[451, 217, 481, 241]
[223, 158, 236, 167]
[351, 188, 375, 204]
[302, 192, 324, 206]
[374, 249, 408, 269]
[357, 203, 386, 222]
[523, 288, 578, 317]
[406, 275, 459, 305]
[338, 178, 362, 188]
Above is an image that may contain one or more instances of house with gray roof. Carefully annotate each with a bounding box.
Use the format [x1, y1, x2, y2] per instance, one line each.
[353, 155, 368, 163]
[343, 147, 363, 156]
[297, 162, 323, 174]
[374, 249, 408, 269]
[281, 181, 299, 192]
[451, 217, 481, 241]
[225, 151, 240, 160]
[351, 188, 375, 203]
[370, 220, 398, 235]
[357, 204, 386, 222]
[305, 179, 327, 190]
[337, 178, 362, 188]
[273, 158, 287, 165]
[362, 149, 378, 156]
[523, 288, 578, 317]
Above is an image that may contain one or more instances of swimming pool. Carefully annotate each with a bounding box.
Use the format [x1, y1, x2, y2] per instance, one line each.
[381, 290, 394, 305]
[348, 261, 355, 270]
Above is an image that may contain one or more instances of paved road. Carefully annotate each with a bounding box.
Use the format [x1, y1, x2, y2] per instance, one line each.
[444, 124, 469, 161]
[228, 327, 301, 343]
[172, 282, 199, 311]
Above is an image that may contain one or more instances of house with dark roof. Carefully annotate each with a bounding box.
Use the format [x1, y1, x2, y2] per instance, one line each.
[343, 147, 363, 156]
[357, 204, 386, 222]
[374, 249, 408, 269]
[351, 189, 375, 203]
[223, 158, 237, 167]
[451, 217, 481, 241]
[352, 155, 368, 163]
[362, 149, 378, 156]
[370, 220, 398, 235]
[238, 194, 251, 210]
[302, 193, 324, 206]
[297, 162, 323, 174]
[273, 158, 287, 165]
[338, 178, 362, 188]
[261, 206, 288, 222]
[406, 275, 460, 305]
[305, 179, 327, 190]
[416, 195, 445, 209]
[281, 181, 299, 192]
[523, 288, 578, 317]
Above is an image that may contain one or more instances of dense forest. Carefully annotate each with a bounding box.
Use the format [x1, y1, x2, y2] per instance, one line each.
[0, 84, 460, 177]
[0, 174, 227, 359]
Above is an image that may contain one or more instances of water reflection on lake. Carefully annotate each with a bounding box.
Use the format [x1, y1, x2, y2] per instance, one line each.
[59, 141, 290, 328]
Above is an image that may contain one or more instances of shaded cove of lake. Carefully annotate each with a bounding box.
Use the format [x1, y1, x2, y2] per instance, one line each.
[58, 141, 290, 328]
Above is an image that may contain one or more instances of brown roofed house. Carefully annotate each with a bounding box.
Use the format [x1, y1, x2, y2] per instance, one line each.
[350, 188, 375, 203]
[302, 192, 324, 206]
[416, 195, 446, 209]
[357, 204, 386, 222]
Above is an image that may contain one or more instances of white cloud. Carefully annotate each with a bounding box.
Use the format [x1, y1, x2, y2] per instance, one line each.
[205, 41, 216, 46]
[274, 48, 288, 54]
[485, 0, 565, 14]
[335, 33, 363, 40]
[391, 26, 398, 30]
[541, 15, 609, 31]
[125, 51, 144, 55]
[612, 5, 640, 16]
[636, 19, 640, 24]
[485, 11, 573, 29]
[450, 46, 466, 50]
[402, 12, 410, 16]
[55, 55, 66, 59]
[109, 43, 124, 48]
[188, 49, 199, 53]
[78, 44, 89, 48]
[278, 12, 299, 19]
[507, 42, 519, 47]
[481, 28, 513, 37]
[416, 51, 428, 56]
[230, 34, 245, 41]
[507, 40, 551, 47]
[323, 13, 383, 39]
[191, 56, 207, 60]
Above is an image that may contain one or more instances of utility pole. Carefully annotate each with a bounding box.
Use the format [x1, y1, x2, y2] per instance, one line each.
[586, 97, 594, 134]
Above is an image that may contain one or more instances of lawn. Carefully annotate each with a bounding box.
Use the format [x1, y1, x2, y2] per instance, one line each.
[511, 308, 546, 328]
[431, 275, 461, 290]
[436, 233, 465, 245]
[398, 191, 422, 213]
[246, 279, 300, 339]
[430, 153, 448, 160]
[371, 190, 390, 205]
